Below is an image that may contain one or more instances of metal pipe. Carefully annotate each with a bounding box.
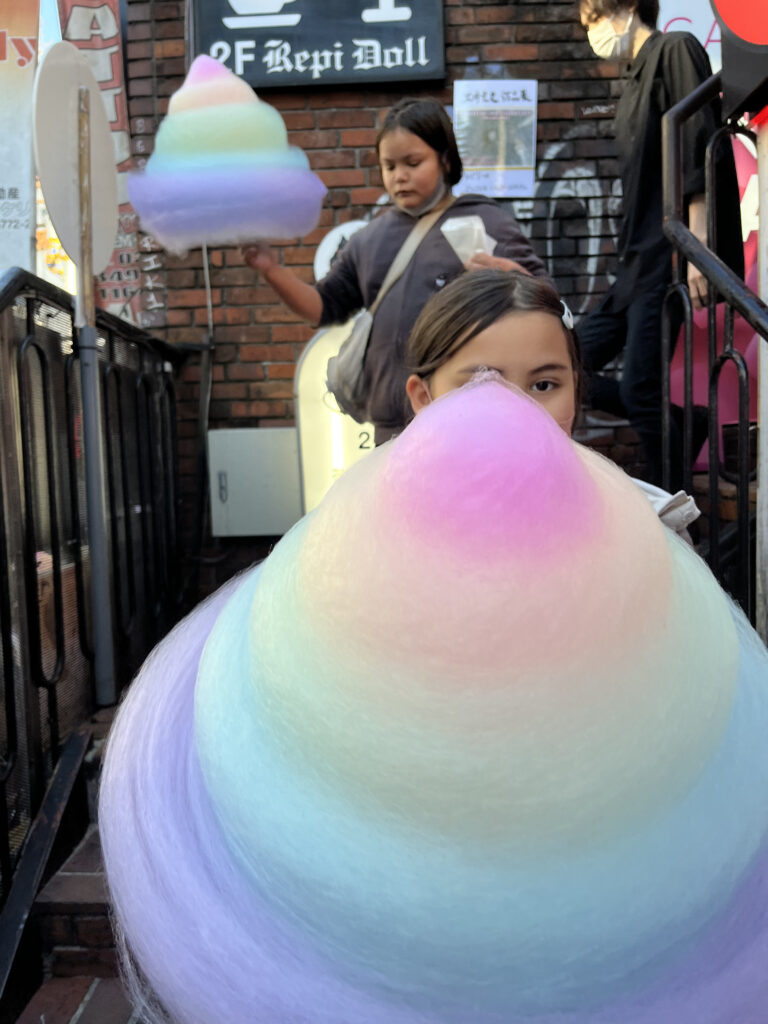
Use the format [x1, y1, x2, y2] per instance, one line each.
[756, 120, 768, 641]
[78, 86, 116, 705]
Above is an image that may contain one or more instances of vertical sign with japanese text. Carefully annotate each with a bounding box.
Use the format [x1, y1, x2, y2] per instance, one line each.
[192, 0, 444, 89]
[453, 80, 538, 199]
[57, 0, 153, 325]
[0, 0, 39, 273]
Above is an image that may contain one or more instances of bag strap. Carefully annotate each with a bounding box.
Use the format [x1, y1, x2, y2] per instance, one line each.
[368, 193, 456, 316]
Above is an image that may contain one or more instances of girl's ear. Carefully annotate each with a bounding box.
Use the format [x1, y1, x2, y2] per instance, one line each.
[405, 374, 432, 415]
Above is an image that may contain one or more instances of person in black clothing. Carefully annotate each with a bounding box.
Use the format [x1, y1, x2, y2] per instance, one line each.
[577, 0, 743, 490]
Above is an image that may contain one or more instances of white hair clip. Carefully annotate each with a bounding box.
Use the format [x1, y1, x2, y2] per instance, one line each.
[560, 300, 574, 330]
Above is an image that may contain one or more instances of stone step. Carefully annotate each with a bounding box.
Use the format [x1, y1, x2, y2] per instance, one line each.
[17, 975, 137, 1023]
[34, 824, 116, 979]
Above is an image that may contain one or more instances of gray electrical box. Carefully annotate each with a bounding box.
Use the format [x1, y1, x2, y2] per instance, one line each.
[207, 428, 303, 537]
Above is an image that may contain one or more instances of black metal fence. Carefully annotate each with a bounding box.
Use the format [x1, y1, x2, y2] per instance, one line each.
[0, 267, 186, 906]
[662, 74, 768, 620]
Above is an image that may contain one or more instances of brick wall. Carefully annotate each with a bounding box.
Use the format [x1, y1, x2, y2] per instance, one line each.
[123, 0, 638, 583]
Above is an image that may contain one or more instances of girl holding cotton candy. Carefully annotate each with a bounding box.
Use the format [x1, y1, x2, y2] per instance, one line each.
[243, 97, 551, 443]
[405, 268, 700, 538]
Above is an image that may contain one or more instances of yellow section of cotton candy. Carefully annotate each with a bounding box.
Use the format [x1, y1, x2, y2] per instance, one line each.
[244, 440, 739, 852]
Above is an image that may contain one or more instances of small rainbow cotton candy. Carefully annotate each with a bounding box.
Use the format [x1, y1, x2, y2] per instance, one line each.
[128, 55, 326, 252]
[99, 380, 768, 1024]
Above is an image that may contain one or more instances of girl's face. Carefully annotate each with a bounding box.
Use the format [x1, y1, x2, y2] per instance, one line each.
[378, 128, 446, 212]
[406, 311, 578, 435]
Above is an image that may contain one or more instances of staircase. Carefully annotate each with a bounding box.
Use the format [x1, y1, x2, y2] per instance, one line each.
[15, 711, 132, 1024]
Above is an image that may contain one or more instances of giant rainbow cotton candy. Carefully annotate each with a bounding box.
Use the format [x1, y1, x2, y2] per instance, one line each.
[99, 380, 768, 1023]
[128, 55, 326, 252]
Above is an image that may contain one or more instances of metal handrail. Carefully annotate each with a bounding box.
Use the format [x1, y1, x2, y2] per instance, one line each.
[0, 267, 183, 366]
[662, 72, 767, 620]
[662, 74, 768, 340]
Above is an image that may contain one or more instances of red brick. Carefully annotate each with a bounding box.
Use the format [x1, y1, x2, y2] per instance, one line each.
[290, 130, 339, 149]
[127, 2, 150, 20]
[166, 269, 196, 288]
[319, 169, 366, 188]
[284, 112, 316, 130]
[155, 2, 183, 18]
[75, 915, 115, 948]
[17, 976, 94, 1024]
[154, 38, 186, 58]
[308, 91, 365, 108]
[125, 23, 150, 41]
[316, 110, 376, 129]
[126, 41, 151, 60]
[539, 101, 577, 119]
[155, 20, 183, 38]
[165, 309, 192, 326]
[266, 364, 296, 379]
[226, 363, 266, 381]
[51, 948, 117, 978]
[128, 78, 152, 97]
[481, 42, 539, 60]
[446, 7, 476, 23]
[340, 129, 377, 147]
[350, 187, 386, 206]
[213, 382, 249, 399]
[223, 287, 271, 306]
[166, 288, 221, 308]
[281, 246, 314, 265]
[271, 324, 313, 343]
[454, 25, 513, 43]
[212, 326, 270, 343]
[127, 58, 151, 78]
[249, 380, 294, 399]
[308, 150, 356, 170]
[230, 400, 288, 418]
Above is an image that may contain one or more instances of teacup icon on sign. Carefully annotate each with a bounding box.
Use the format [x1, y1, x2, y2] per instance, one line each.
[223, 0, 301, 29]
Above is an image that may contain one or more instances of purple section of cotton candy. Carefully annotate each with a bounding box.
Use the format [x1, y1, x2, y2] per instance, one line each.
[100, 568, 768, 1024]
[128, 167, 327, 252]
[98, 570, 437, 1024]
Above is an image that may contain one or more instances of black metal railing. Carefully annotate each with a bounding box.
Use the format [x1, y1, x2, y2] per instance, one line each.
[0, 266, 186, 907]
[662, 72, 768, 619]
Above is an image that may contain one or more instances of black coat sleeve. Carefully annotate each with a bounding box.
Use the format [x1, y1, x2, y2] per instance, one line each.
[315, 233, 366, 327]
[661, 35, 717, 201]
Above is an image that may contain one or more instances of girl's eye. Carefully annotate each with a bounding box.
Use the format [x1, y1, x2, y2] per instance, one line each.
[532, 380, 557, 393]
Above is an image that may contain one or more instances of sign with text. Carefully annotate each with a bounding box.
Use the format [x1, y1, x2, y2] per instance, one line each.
[191, 0, 444, 88]
[57, 0, 156, 326]
[453, 80, 538, 199]
[0, 0, 39, 273]
[659, 0, 721, 71]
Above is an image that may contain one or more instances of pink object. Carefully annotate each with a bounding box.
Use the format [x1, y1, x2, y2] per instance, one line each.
[669, 136, 758, 468]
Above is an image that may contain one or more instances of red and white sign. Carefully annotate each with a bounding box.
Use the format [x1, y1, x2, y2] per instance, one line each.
[56, 1, 162, 325]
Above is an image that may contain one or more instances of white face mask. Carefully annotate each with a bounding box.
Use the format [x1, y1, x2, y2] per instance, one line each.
[587, 11, 634, 60]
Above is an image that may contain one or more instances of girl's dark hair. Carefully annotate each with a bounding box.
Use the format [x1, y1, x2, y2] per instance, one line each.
[376, 98, 463, 186]
[407, 269, 583, 406]
[580, 0, 658, 28]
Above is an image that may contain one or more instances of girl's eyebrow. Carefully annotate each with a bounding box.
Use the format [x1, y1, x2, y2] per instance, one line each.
[528, 362, 571, 374]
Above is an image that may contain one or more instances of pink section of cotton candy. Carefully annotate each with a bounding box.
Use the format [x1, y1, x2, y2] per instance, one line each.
[381, 382, 601, 563]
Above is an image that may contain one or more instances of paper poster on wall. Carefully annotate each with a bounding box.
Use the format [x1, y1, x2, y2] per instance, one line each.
[453, 80, 538, 199]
